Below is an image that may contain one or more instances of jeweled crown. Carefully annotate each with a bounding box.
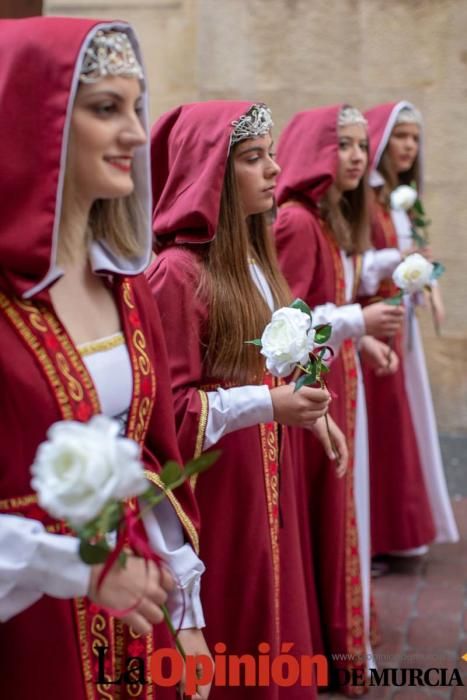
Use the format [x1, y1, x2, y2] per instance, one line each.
[79, 30, 144, 84]
[230, 104, 274, 148]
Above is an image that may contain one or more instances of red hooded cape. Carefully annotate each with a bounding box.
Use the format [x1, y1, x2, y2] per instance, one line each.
[0, 17, 198, 700]
[362, 102, 435, 554]
[274, 104, 373, 693]
[147, 101, 316, 699]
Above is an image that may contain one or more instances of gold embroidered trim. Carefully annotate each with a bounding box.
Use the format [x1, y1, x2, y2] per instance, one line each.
[0, 494, 38, 510]
[78, 333, 125, 357]
[0, 293, 75, 419]
[144, 470, 199, 554]
[190, 390, 209, 491]
[259, 422, 280, 637]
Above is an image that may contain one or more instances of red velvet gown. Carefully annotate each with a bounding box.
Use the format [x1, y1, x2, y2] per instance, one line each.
[360, 200, 435, 553]
[0, 17, 199, 700]
[274, 104, 375, 695]
[363, 100, 443, 554]
[148, 101, 317, 699]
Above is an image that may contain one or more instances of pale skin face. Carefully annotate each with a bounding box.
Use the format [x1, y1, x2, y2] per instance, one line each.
[233, 133, 281, 217]
[334, 123, 368, 193]
[65, 75, 146, 211]
[387, 122, 420, 173]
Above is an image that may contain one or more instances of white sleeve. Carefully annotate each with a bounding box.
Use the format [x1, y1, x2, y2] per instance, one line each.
[312, 302, 366, 355]
[142, 500, 205, 629]
[358, 248, 402, 296]
[0, 514, 90, 622]
[204, 385, 273, 450]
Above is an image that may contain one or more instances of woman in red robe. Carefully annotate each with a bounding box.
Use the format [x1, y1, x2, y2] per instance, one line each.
[146, 101, 333, 699]
[0, 17, 206, 700]
[363, 102, 458, 557]
[273, 104, 403, 695]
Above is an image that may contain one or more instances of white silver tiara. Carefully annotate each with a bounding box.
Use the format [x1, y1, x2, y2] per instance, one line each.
[80, 31, 144, 84]
[230, 104, 274, 148]
[396, 106, 422, 126]
[338, 106, 368, 128]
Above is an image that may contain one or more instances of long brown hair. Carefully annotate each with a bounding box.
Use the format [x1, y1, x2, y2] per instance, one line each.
[198, 154, 291, 384]
[376, 147, 421, 209]
[319, 175, 371, 254]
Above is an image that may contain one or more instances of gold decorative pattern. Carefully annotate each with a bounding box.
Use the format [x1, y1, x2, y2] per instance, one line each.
[78, 333, 125, 357]
[41, 308, 101, 415]
[144, 469, 199, 554]
[259, 421, 281, 637]
[122, 279, 136, 309]
[74, 597, 97, 700]
[133, 329, 151, 376]
[190, 389, 209, 491]
[56, 351, 85, 402]
[0, 292, 75, 419]
[326, 225, 368, 689]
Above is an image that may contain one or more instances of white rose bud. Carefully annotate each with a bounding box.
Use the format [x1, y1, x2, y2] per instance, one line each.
[392, 253, 434, 294]
[260, 306, 315, 377]
[390, 185, 418, 211]
[31, 415, 147, 528]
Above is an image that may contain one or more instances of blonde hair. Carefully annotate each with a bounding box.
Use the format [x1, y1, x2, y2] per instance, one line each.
[89, 194, 146, 258]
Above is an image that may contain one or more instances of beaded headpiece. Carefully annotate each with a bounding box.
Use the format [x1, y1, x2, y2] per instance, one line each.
[396, 105, 422, 126]
[338, 105, 368, 128]
[230, 104, 274, 148]
[79, 30, 144, 84]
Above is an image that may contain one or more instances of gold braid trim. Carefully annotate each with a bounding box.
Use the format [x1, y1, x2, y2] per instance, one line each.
[144, 470, 199, 554]
[190, 390, 209, 491]
[78, 333, 125, 357]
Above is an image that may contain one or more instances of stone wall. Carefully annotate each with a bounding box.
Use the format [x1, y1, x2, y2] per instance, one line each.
[45, 0, 467, 432]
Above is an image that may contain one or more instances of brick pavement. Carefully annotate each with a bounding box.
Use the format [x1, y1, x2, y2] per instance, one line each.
[321, 498, 467, 699]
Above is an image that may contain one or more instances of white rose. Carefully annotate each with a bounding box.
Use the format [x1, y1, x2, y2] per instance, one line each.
[31, 415, 147, 528]
[392, 253, 434, 294]
[390, 185, 418, 211]
[260, 306, 315, 377]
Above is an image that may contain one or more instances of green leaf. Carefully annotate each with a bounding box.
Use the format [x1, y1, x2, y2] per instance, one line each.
[294, 369, 317, 392]
[160, 460, 183, 486]
[290, 298, 312, 317]
[413, 217, 426, 228]
[431, 261, 445, 280]
[244, 339, 262, 347]
[76, 516, 101, 540]
[184, 450, 221, 477]
[79, 539, 111, 565]
[413, 199, 425, 216]
[314, 324, 332, 344]
[98, 501, 123, 534]
[384, 291, 404, 305]
[411, 228, 427, 247]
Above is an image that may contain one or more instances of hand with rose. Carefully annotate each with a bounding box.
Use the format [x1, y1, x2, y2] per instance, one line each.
[363, 301, 404, 338]
[311, 414, 348, 478]
[359, 335, 399, 376]
[270, 383, 330, 430]
[402, 245, 433, 262]
[88, 556, 174, 636]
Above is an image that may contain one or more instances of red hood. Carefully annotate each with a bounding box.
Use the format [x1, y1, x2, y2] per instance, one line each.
[276, 104, 345, 207]
[0, 16, 151, 300]
[151, 100, 258, 246]
[365, 100, 423, 187]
